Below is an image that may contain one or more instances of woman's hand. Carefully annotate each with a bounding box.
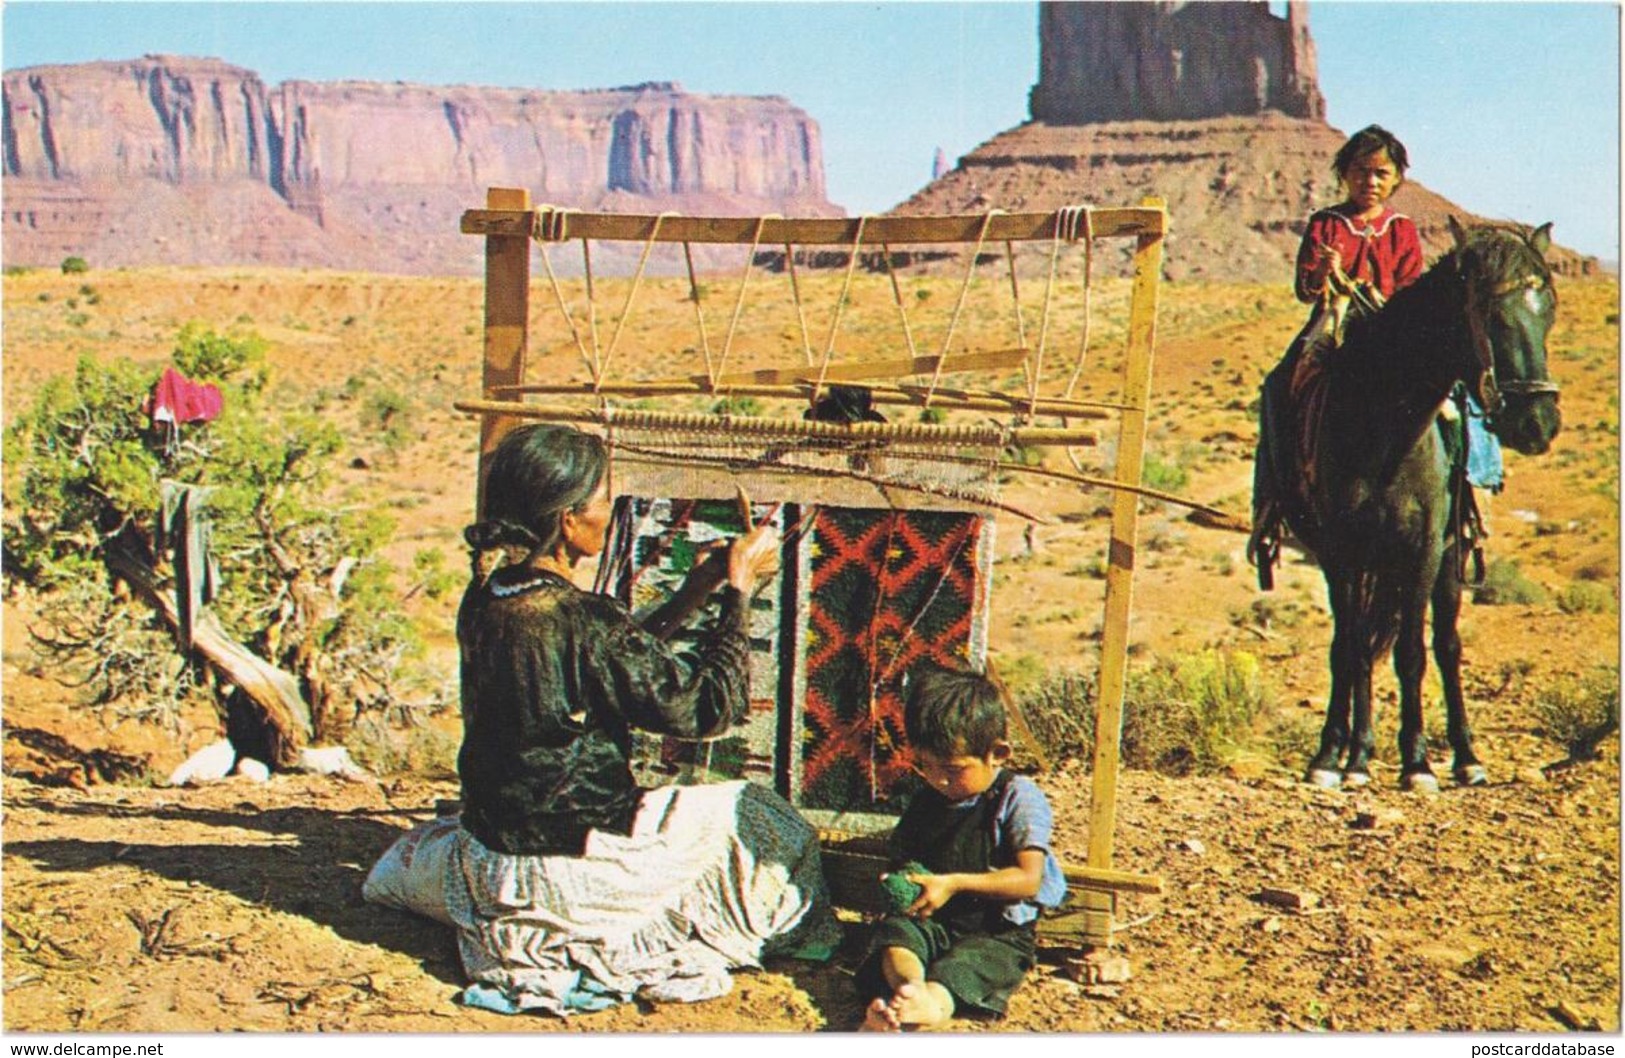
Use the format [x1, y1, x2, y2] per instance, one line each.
[727, 522, 781, 593]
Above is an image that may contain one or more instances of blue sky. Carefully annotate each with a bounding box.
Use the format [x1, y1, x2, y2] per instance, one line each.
[4, 1, 1619, 260]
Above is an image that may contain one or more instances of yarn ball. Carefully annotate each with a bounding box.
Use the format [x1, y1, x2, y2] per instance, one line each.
[880, 861, 931, 913]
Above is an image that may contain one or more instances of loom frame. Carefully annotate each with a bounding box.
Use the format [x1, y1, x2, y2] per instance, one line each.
[459, 187, 1168, 949]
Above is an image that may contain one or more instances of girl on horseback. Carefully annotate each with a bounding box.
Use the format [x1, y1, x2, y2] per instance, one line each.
[1249, 124, 1425, 577]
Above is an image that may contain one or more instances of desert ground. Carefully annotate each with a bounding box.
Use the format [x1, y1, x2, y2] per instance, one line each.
[2, 253, 1618, 1033]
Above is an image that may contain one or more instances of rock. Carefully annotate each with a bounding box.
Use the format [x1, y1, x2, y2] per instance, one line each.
[1179, 838, 1207, 855]
[1064, 952, 1133, 984]
[1351, 807, 1405, 829]
[1030, 1, 1325, 124]
[167, 739, 236, 786]
[233, 757, 271, 783]
[295, 745, 372, 781]
[1257, 887, 1321, 912]
[1553, 1001, 1602, 1031]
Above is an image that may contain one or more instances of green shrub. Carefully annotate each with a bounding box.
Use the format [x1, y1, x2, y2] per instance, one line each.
[711, 395, 763, 417]
[412, 547, 463, 601]
[1473, 558, 1548, 606]
[1556, 580, 1615, 615]
[2, 328, 444, 743]
[1018, 649, 1270, 774]
[173, 320, 267, 388]
[1141, 452, 1189, 493]
[362, 386, 416, 457]
[60, 256, 89, 275]
[1533, 667, 1620, 754]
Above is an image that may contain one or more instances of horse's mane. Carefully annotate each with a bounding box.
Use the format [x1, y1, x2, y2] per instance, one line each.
[1444, 223, 1554, 290]
[1341, 223, 1551, 352]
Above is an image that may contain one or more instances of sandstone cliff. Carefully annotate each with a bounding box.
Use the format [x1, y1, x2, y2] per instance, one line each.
[896, 2, 1592, 282]
[1030, 1, 1323, 125]
[3, 56, 837, 274]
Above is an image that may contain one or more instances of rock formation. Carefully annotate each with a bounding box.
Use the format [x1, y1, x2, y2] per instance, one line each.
[1030, 1, 1323, 125]
[3, 56, 837, 274]
[897, 2, 1593, 281]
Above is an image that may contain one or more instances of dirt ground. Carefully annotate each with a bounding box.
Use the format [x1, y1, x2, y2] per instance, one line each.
[2, 260, 1618, 1034]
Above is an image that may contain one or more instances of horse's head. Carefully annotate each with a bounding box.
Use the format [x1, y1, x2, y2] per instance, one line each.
[1450, 217, 1562, 455]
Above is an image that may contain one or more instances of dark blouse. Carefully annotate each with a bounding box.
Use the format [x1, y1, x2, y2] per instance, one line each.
[456, 566, 751, 856]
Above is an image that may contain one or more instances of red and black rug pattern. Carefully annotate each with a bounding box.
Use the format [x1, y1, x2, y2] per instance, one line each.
[797, 508, 991, 811]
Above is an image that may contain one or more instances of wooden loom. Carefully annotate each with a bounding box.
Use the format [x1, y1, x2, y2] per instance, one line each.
[458, 187, 1171, 949]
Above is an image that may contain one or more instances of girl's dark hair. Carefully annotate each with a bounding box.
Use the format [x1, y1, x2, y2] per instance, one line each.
[464, 424, 607, 558]
[1333, 124, 1410, 180]
[902, 661, 1009, 758]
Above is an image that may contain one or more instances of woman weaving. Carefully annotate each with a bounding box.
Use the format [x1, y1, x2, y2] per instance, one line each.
[446, 423, 834, 1016]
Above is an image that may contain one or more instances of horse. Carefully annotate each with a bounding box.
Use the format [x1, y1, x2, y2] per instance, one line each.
[1280, 217, 1561, 791]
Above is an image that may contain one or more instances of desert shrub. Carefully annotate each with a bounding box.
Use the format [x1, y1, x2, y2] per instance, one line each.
[3, 328, 448, 747]
[173, 320, 267, 388]
[1266, 712, 1323, 763]
[1232, 595, 1305, 632]
[1556, 580, 1615, 615]
[361, 386, 416, 458]
[60, 256, 89, 274]
[1141, 452, 1189, 494]
[411, 547, 463, 601]
[1473, 559, 1548, 606]
[711, 395, 763, 417]
[1532, 667, 1620, 755]
[1018, 649, 1270, 773]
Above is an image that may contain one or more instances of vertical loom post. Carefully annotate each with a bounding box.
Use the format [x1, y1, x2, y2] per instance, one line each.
[476, 187, 533, 518]
[1083, 197, 1165, 947]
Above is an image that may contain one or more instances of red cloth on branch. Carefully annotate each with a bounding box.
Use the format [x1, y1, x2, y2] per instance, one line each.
[144, 367, 223, 425]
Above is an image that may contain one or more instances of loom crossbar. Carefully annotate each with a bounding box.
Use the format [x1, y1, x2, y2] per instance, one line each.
[454, 399, 1098, 447]
[461, 208, 1165, 245]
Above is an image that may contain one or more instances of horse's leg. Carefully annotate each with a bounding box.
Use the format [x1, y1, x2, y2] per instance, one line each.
[1342, 628, 1378, 788]
[1433, 548, 1487, 785]
[1306, 576, 1356, 787]
[1394, 579, 1439, 792]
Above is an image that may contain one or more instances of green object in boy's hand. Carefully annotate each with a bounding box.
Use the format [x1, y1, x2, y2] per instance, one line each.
[880, 861, 930, 913]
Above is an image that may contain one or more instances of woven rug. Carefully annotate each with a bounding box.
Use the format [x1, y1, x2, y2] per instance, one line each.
[602, 498, 993, 814]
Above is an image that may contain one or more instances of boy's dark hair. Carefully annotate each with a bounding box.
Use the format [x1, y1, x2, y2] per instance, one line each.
[1333, 124, 1410, 180]
[902, 661, 1009, 757]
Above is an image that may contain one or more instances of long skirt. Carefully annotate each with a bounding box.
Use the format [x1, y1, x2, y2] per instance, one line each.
[445, 781, 836, 1016]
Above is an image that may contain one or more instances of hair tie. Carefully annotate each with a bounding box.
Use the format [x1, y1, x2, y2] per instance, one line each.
[464, 519, 541, 553]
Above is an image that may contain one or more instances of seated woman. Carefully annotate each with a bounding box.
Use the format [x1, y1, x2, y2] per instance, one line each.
[446, 423, 835, 1016]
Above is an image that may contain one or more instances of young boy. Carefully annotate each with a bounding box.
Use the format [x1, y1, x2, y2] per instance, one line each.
[856, 662, 1067, 1031]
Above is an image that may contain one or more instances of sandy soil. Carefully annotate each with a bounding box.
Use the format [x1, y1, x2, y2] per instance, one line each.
[2, 261, 1618, 1034]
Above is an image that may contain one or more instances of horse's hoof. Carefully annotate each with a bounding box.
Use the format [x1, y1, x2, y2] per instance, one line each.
[1341, 770, 1372, 789]
[1401, 771, 1440, 794]
[1455, 765, 1489, 786]
[1306, 768, 1342, 789]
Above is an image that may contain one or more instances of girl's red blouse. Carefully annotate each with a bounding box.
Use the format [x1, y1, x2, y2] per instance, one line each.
[1295, 205, 1424, 304]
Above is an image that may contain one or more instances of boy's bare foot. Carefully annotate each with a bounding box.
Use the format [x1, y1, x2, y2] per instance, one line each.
[889, 981, 951, 1029]
[860, 997, 901, 1032]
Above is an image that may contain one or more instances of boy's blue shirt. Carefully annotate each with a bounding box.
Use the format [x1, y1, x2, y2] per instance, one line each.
[889, 769, 1068, 926]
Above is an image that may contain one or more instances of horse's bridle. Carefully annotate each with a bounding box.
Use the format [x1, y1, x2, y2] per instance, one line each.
[1466, 271, 1561, 415]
